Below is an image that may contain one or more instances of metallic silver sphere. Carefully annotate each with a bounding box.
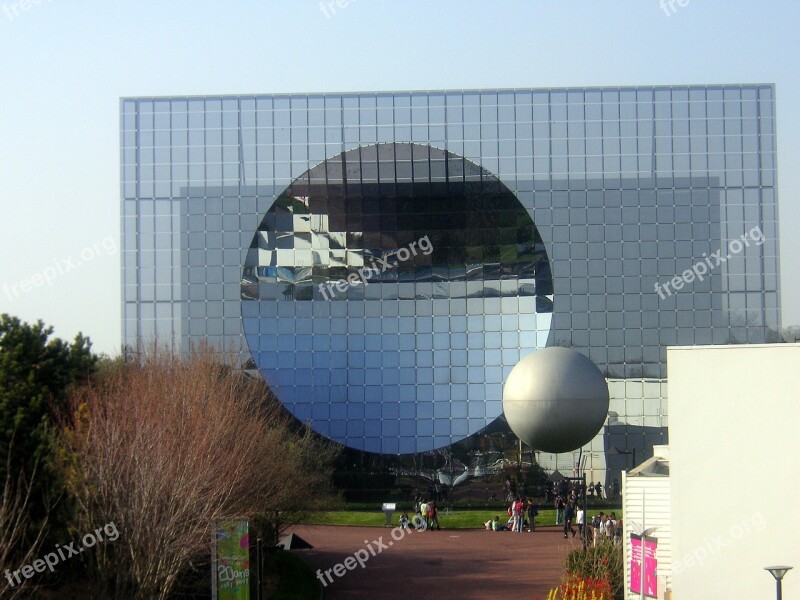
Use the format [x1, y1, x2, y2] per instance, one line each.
[502, 347, 609, 453]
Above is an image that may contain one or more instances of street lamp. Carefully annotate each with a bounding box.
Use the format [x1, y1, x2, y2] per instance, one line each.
[764, 566, 793, 600]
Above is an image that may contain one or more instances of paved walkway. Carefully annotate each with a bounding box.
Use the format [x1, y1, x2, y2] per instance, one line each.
[291, 523, 582, 599]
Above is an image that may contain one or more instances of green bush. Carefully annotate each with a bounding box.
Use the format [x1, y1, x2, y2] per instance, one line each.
[263, 549, 321, 600]
[564, 540, 624, 600]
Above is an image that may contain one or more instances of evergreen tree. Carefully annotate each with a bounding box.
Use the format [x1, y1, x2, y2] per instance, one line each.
[0, 314, 96, 518]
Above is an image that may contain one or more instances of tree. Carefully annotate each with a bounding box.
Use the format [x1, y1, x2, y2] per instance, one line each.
[0, 449, 48, 600]
[61, 349, 338, 599]
[0, 314, 96, 534]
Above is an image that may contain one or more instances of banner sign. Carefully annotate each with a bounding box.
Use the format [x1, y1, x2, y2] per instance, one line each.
[630, 533, 657, 598]
[212, 520, 250, 600]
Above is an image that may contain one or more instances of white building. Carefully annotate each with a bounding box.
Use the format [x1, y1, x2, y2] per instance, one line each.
[667, 343, 799, 599]
[622, 444, 672, 599]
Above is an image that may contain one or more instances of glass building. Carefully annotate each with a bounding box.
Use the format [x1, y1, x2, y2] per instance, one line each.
[121, 85, 780, 486]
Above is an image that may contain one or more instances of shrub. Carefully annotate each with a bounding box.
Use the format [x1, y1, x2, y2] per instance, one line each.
[563, 540, 624, 600]
[546, 573, 614, 600]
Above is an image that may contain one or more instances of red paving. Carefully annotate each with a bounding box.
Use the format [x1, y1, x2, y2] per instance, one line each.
[291, 523, 582, 599]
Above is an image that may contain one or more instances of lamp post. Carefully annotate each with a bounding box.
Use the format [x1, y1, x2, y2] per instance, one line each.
[764, 566, 793, 600]
[256, 537, 263, 600]
[638, 526, 658, 600]
[635, 488, 658, 600]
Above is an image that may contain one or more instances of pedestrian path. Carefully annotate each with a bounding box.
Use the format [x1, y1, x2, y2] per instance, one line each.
[292, 523, 578, 599]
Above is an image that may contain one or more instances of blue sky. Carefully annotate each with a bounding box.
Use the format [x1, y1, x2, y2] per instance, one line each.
[0, 0, 798, 354]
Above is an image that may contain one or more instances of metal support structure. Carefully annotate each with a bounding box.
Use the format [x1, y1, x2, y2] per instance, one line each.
[582, 472, 587, 543]
[256, 537, 263, 600]
[637, 489, 658, 600]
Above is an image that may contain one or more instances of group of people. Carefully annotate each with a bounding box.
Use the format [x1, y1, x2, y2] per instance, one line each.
[558, 495, 624, 546]
[585, 479, 620, 500]
[544, 478, 622, 502]
[553, 498, 624, 545]
[409, 496, 441, 530]
[558, 498, 585, 539]
[482, 494, 623, 547]
[503, 476, 528, 502]
[563, 507, 624, 546]
[546, 479, 573, 503]
[484, 497, 539, 532]
[590, 511, 623, 546]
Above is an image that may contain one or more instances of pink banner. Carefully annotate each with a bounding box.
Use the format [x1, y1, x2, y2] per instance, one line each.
[630, 534, 657, 598]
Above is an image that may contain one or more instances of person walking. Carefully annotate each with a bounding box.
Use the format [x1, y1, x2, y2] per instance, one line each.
[419, 499, 429, 530]
[526, 498, 538, 532]
[576, 504, 586, 543]
[555, 495, 565, 525]
[429, 500, 440, 530]
[592, 512, 604, 547]
[598, 514, 608, 545]
[605, 512, 617, 541]
[510, 498, 522, 532]
[563, 500, 576, 538]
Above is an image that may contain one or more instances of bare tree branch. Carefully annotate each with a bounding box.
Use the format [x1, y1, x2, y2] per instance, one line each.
[60, 348, 338, 599]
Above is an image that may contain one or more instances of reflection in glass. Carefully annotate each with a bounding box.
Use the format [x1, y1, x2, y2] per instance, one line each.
[241, 143, 554, 453]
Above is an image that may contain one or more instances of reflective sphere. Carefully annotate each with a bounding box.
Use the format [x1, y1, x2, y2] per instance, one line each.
[502, 347, 609, 453]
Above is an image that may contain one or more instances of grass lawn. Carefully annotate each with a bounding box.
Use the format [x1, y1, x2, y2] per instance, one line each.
[307, 509, 551, 529]
[304, 508, 623, 529]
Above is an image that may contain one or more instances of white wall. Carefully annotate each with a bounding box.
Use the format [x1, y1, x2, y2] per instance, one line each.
[622, 453, 672, 598]
[668, 344, 800, 599]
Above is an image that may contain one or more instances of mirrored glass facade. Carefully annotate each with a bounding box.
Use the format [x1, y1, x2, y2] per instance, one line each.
[240, 143, 553, 453]
[121, 86, 780, 477]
